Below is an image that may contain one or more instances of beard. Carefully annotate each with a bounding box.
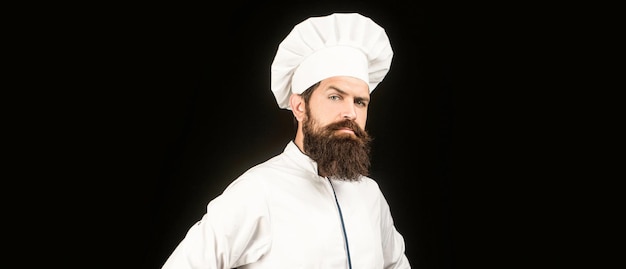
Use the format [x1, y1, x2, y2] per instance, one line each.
[303, 115, 372, 181]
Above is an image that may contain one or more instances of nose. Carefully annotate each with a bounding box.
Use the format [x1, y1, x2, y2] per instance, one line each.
[341, 104, 357, 120]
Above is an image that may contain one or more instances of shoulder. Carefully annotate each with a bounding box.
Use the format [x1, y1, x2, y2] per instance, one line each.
[221, 153, 291, 193]
[354, 176, 384, 193]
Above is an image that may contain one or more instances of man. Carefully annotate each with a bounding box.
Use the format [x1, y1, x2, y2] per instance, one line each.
[162, 13, 411, 268]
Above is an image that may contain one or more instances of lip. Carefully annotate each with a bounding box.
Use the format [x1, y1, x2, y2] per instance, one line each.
[337, 128, 354, 134]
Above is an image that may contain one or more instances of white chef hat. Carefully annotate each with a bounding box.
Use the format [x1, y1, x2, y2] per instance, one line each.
[270, 13, 394, 110]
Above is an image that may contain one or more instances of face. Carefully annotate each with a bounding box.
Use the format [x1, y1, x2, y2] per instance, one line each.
[306, 76, 370, 135]
[301, 76, 373, 181]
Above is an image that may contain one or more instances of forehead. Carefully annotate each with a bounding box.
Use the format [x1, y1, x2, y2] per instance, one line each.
[316, 76, 370, 96]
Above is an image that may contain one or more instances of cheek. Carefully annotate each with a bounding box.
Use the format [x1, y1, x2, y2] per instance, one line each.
[309, 105, 335, 124]
[357, 110, 368, 126]
[357, 119, 367, 130]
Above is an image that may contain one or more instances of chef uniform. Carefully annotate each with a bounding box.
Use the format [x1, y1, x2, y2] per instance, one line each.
[162, 13, 411, 269]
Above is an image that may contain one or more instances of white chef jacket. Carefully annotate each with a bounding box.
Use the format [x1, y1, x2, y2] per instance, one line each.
[162, 141, 411, 269]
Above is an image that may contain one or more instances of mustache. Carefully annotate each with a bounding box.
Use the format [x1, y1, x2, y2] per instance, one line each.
[326, 120, 367, 137]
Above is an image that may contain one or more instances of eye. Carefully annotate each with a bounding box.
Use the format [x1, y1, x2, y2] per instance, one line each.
[329, 95, 341, 101]
[355, 99, 368, 107]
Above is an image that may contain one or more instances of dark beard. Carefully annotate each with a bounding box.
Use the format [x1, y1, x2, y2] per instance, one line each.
[303, 117, 372, 181]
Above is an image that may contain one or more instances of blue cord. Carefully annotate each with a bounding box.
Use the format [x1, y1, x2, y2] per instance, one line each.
[328, 178, 352, 269]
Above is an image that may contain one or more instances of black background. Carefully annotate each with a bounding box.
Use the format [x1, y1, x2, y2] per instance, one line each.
[39, 1, 570, 268]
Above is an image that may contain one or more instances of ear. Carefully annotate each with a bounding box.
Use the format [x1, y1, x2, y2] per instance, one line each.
[289, 93, 306, 121]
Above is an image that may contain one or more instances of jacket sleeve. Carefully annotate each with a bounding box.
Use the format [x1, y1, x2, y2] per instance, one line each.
[380, 192, 412, 269]
[162, 177, 271, 269]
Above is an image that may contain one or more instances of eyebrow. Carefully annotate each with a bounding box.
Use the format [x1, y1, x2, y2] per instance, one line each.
[327, 86, 370, 102]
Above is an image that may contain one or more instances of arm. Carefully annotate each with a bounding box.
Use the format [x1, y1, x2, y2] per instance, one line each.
[162, 178, 271, 269]
[380, 192, 412, 269]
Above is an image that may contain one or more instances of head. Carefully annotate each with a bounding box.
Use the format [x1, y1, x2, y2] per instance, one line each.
[269, 13, 393, 180]
[290, 76, 373, 181]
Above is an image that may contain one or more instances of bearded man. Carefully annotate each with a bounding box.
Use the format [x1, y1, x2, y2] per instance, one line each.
[162, 13, 411, 269]
[297, 79, 373, 181]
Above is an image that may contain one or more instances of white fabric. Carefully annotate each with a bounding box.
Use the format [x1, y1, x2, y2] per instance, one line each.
[292, 46, 369, 96]
[271, 13, 394, 110]
[162, 141, 411, 269]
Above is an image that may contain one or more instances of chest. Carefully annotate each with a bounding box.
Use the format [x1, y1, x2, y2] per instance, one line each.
[257, 179, 384, 268]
